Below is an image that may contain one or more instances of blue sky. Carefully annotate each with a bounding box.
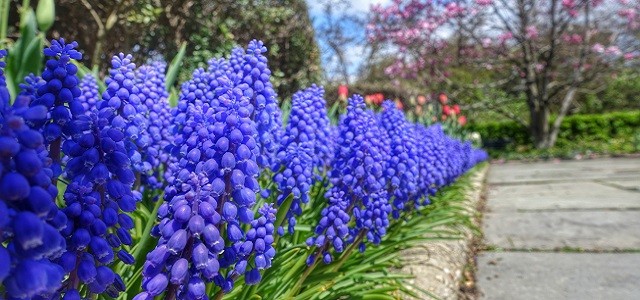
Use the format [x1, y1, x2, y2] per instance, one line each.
[306, 0, 391, 81]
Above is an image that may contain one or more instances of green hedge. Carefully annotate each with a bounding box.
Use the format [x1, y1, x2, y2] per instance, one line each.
[468, 110, 640, 158]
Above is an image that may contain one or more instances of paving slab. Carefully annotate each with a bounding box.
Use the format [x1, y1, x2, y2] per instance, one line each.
[477, 252, 640, 300]
[600, 178, 640, 191]
[484, 210, 640, 250]
[488, 158, 640, 185]
[487, 181, 640, 211]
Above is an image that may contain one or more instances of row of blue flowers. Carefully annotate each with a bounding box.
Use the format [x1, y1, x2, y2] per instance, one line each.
[0, 38, 487, 299]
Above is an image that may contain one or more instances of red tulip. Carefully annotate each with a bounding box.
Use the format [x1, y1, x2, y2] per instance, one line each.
[453, 104, 460, 115]
[395, 100, 403, 109]
[458, 115, 467, 126]
[417, 95, 427, 105]
[438, 92, 448, 104]
[338, 84, 348, 100]
[442, 105, 451, 116]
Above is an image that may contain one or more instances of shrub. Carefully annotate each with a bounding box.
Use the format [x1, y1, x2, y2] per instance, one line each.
[469, 111, 640, 157]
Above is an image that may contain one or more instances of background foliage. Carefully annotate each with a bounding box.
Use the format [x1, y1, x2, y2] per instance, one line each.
[4, 0, 321, 100]
[470, 110, 640, 158]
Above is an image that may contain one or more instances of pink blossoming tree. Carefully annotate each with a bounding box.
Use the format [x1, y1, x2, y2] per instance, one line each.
[369, 0, 639, 148]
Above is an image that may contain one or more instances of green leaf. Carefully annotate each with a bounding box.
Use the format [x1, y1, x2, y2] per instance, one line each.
[274, 193, 293, 230]
[165, 42, 186, 92]
[168, 87, 178, 107]
[361, 293, 397, 300]
[0, 0, 10, 43]
[18, 33, 43, 79]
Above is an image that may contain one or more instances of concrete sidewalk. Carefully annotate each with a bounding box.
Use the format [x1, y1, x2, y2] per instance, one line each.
[477, 158, 640, 300]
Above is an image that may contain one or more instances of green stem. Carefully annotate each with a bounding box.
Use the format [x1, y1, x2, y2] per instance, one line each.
[130, 193, 163, 260]
[0, 0, 9, 44]
[243, 284, 259, 299]
[213, 289, 224, 300]
[330, 232, 365, 272]
[285, 251, 321, 299]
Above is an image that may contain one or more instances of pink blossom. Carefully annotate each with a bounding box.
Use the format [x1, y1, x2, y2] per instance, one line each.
[445, 3, 464, 17]
[499, 31, 513, 43]
[476, 0, 493, 6]
[605, 45, 621, 56]
[618, 8, 637, 28]
[562, 0, 575, 10]
[525, 26, 539, 39]
[592, 43, 605, 53]
[562, 33, 583, 45]
[623, 53, 636, 60]
[570, 34, 583, 44]
[482, 38, 492, 48]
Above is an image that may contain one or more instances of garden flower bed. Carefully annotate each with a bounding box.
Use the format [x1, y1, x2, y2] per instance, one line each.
[0, 39, 486, 299]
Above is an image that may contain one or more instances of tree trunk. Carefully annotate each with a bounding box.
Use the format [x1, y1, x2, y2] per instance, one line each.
[529, 106, 550, 149]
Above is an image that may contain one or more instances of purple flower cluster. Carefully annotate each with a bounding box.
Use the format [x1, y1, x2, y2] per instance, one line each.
[0, 36, 489, 298]
[78, 73, 99, 114]
[307, 95, 391, 262]
[304, 85, 333, 170]
[233, 203, 276, 285]
[379, 100, 420, 216]
[57, 55, 150, 297]
[29, 39, 84, 176]
[413, 124, 442, 199]
[0, 50, 69, 299]
[19, 74, 46, 103]
[137, 70, 272, 298]
[136, 61, 173, 188]
[99, 54, 150, 179]
[272, 84, 339, 234]
[306, 95, 488, 264]
[228, 40, 283, 168]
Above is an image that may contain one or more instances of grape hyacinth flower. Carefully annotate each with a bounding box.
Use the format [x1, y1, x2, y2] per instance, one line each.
[379, 100, 419, 216]
[29, 39, 83, 176]
[56, 54, 153, 297]
[0, 50, 68, 299]
[136, 62, 173, 189]
[273, 86, 333, 234]
[99, 53, 150, 180]
[236, 204, 276, 285]
[307, 95, 391, 263]
[423, 124, 449, 188]
[207, 57, 231, 77]
[137, 73, 270, 298]
[413, 124, 440, 200]
[78, 74, 100, 114]
[178, 68, 214, 108]
[19, 73, 46, 103]
[306, 85, 334, 170]
[235, 40, 283, 168]
[272, 142, 313, 234]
